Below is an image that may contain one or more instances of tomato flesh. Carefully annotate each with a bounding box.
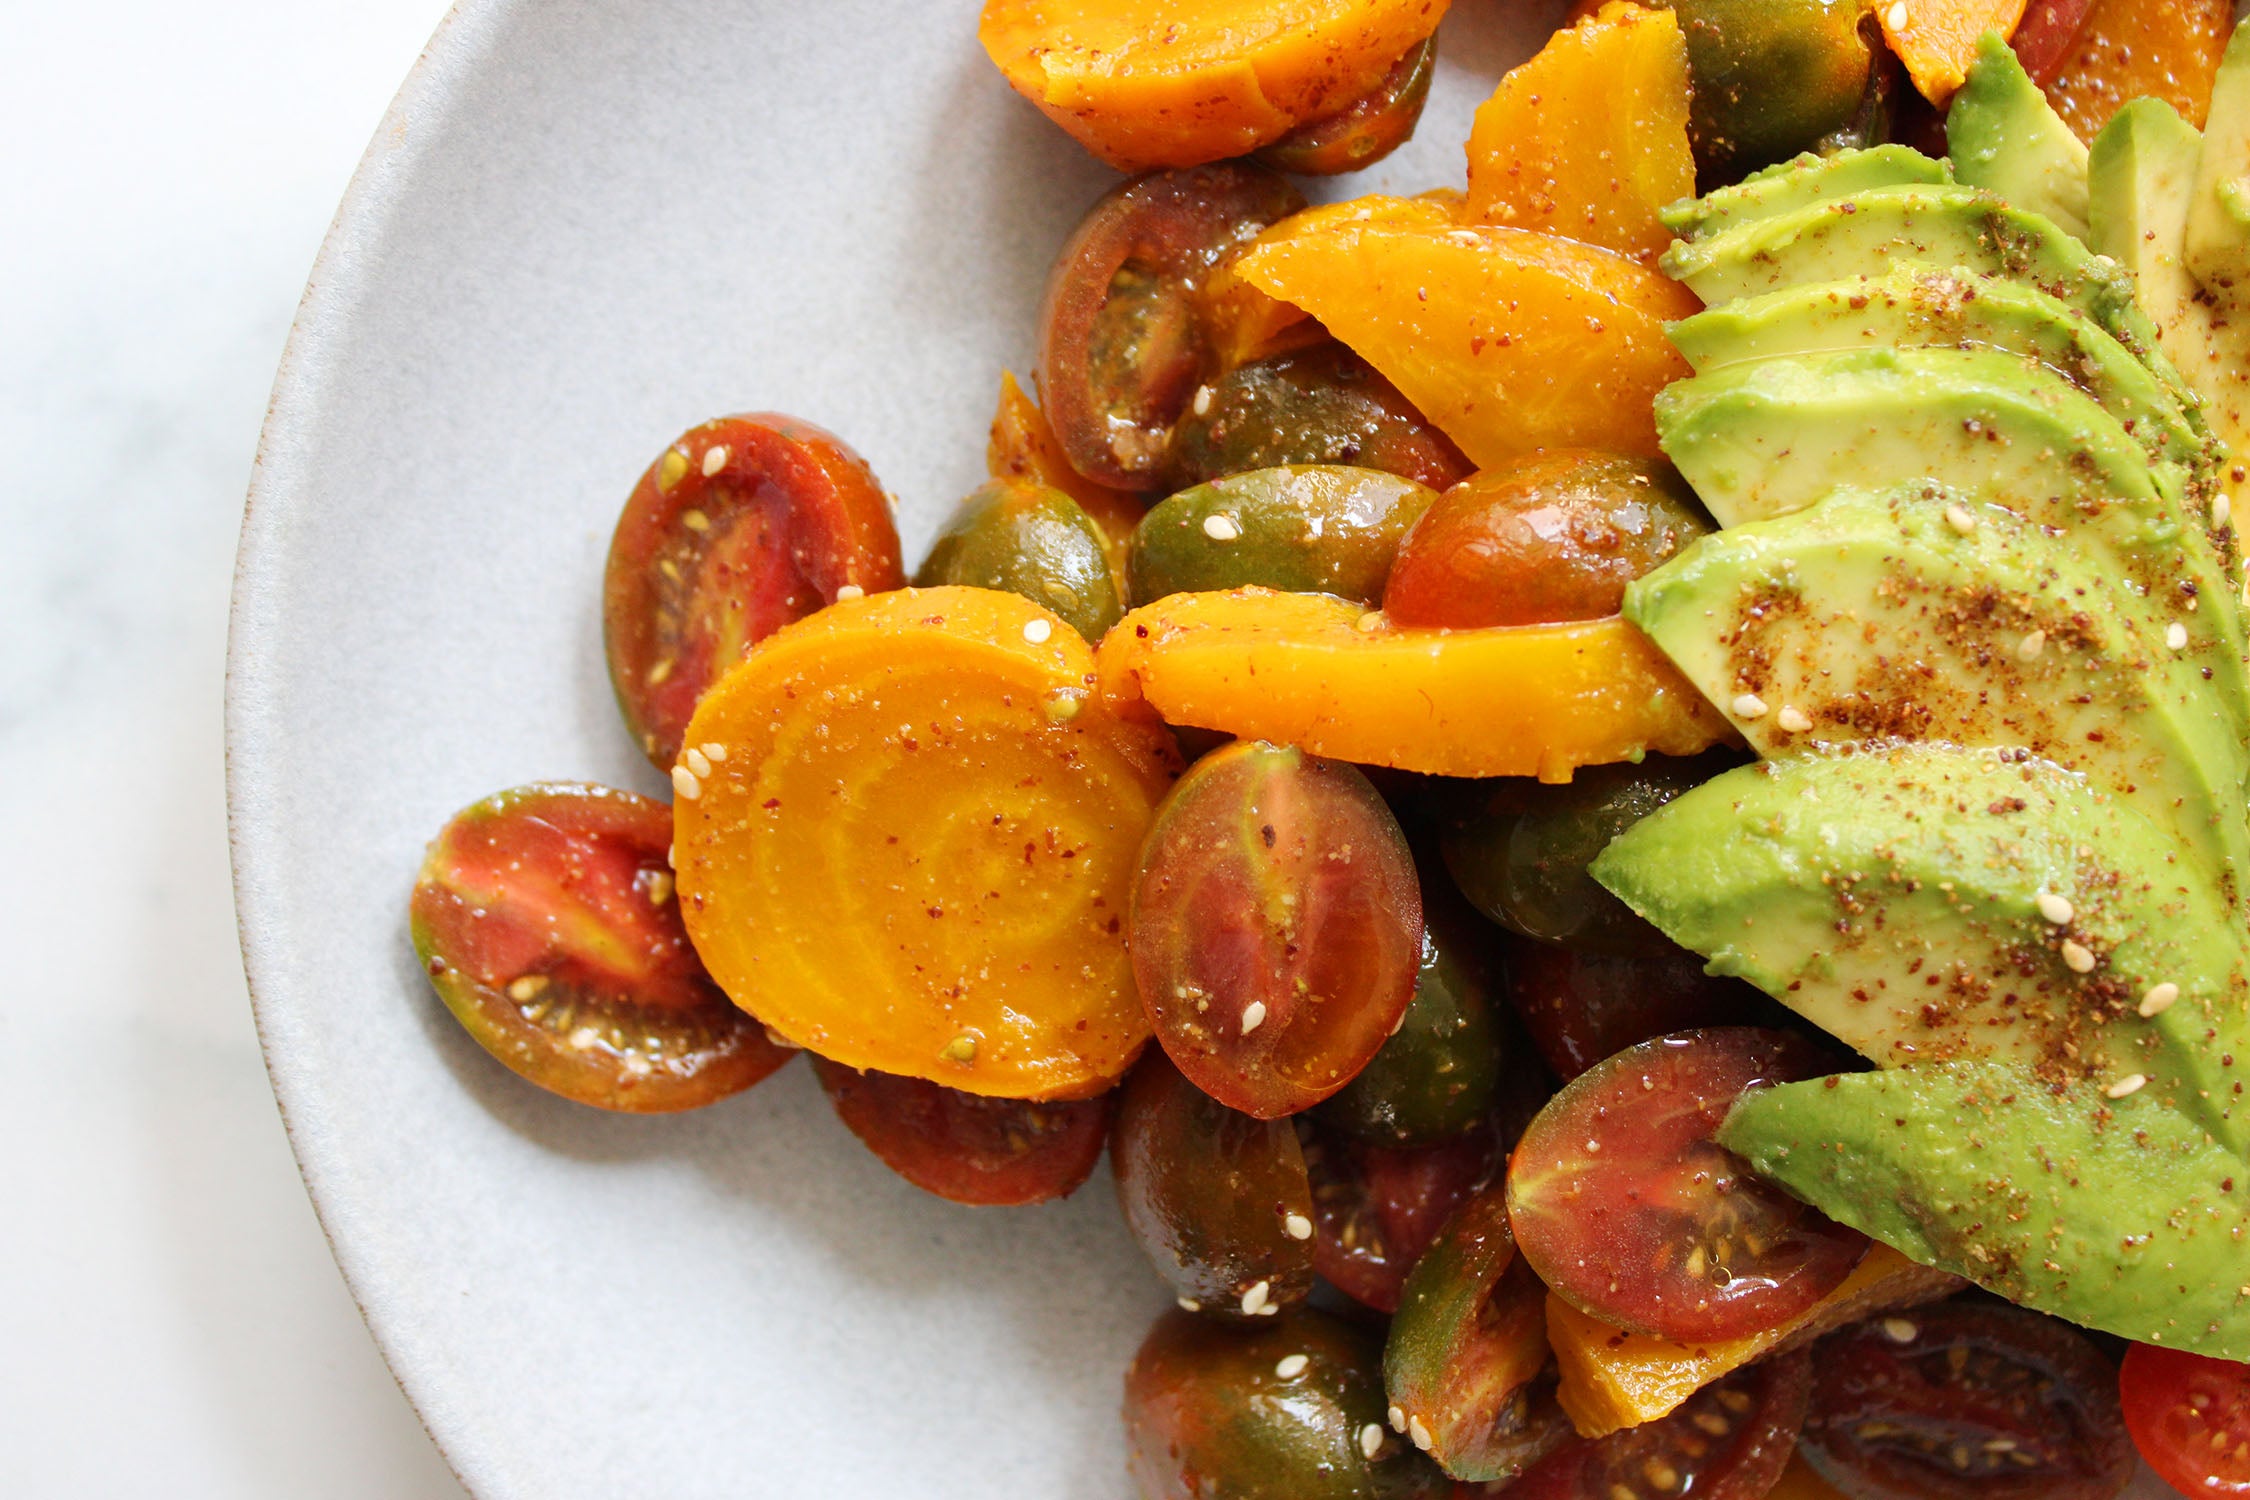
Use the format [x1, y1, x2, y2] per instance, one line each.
[2120, 1344, 2250, 1497]
[1509, 1351, 1813, 1500]
[1801, 1302, 2134, 1500]
[603, 413, 904, 767]
[1131, 741, 1424, 1119]
[409, 783, 794, 1111]
[810, 1056, 1109, 1207]
[1507, 1029, 1866, 1343]
[1306, 1121, 1502, 1314]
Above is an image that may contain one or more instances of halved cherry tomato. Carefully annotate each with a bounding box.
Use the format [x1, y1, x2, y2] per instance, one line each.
[1131, 741, 1424, 1119]
[1256, 37, 1438, 177]
[603, 414, 904, 767]
[1305, 1121, 1503, 1314]
[1507, 1030, 1866, 1344]
[1111, 1051, 1317, 1321]
[2120, 1344, 2250, 1498]
[1038, 165, 1306, 491]
[409, 783, 794, 1111]
[2010, 0, 2096, 82]
[1508, 942, 1763, 1083]
[1509, 1350, 1814, 1500]
[1801, 1302, 2134, 1500]
[809, 1055, 1109, 1207]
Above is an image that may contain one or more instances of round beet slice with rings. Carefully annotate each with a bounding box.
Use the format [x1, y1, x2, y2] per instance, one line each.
[1507, 1028, 1867, 1343]
[410, 782, 794, 1111]
[603, 413, 904, 768]
[810, 1055, 1111, 1208]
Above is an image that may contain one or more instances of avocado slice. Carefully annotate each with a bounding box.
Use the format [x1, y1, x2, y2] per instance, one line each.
[1590, 745, 2249, 1153]
[1659, 145, 1953, 243]
[1946, 32, 2091, 244]
[1720, 1060, 2250, 1360]
[1624, 485, 2250, 887]
[1666, 265, 2214, 480]
[2185, 18, 2250, 296]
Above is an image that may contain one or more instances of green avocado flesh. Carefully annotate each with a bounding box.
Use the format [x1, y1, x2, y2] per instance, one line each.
[1946, 32, 2090, 244]
[1659, 145, 1953, 242]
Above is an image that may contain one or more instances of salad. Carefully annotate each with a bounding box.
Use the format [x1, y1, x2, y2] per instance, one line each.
[403, 1, 2250, 1496]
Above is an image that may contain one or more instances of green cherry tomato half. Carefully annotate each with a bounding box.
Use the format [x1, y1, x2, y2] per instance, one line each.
[1384, 1187, 1570, 1483]
[1255, 38, 1438, 177]
[1111, 1051, 1317, 1321]
[1507, 942, 1763, 1083]
[409, 783, 795, 1111]
[603, 413, 905, 767]
[1507, 1029, 1866, 1344]
[1164, 344, 1471, 495]
[809, 1055, 1110, 1207]
[912, 478, 1123, 641]
[2119, 1343, 2250, 1498]
[1039, 164, 1307, 492]
[1305, 1119, 1504, 1315]
[1382, 451, 1710, 631]
[1509, 1350, 1814, 1500]
[1131, 465, 1438, 607]
[1132, 741, 1424, 1120]
[1660, 0, 1876, 182]
[1801, 1303, 2134, 1500]
[1125, 1307, 1455, 1500]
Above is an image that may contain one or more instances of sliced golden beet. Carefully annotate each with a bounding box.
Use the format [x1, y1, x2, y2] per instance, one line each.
[1878, 0, 2029, 104]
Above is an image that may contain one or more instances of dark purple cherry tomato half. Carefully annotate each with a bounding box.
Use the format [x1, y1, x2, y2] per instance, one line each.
[1112, 1051, 1317, 1321]
[2120, 1343, 2250, 1498]
[1125, 1307, 1455, 1500]
[1306, 1120, 1503, 1315]
[603, 413, 904, 767]
[409, 783, 794, 1111]
[1507, 1029, 1866, 1343]
[1510, 1351, 1813, 1500]
[1038, 164, 1306, 492]
[1256, 38, 1437, 177]
[1508, 942, 1763, 1083]
[1801, 1302, 2134, 1500]
[1132, 741, 1424, 1120]
[809, 1055, 1109, 1207]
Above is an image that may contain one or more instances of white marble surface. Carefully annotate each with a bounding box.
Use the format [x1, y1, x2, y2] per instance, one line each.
[0, 3, 463, 1493]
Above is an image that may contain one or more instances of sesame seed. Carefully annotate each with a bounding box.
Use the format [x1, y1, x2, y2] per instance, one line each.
[1283, 1212, 1314, 1241]
[1203, 514, 1242, 542]
[1777, 706, 1813, 733]
[1943, 503, 1977, 535]
[764, 1027, 800, 1050]
[567, 1025, 602, 1051]
[1255, 1304, 1278, 1316]
[2035, 892, 2074, 925]
[1732, 693, 1769, 720]
[1355, 609, 1386, 633]
[2216, 493, 2233, 528]
[1192, 385, 1214, 417]
[1240, 1280, 1271, 1316]
[1177, 1296, 1201, 1312]
[683, 747, 712, 779]
[2167, 621, 2190, 651]
[702, 444, 728, 477]
[506, 975, 548, 1002]
[1360, 1424, 1384, 1460]
[1881, 1317, 1919, 1344]
[1409, 1415, 1433, 1451]
[1389, 1405, 1407, 1433]
[2140, 982, 2181, 1018]
[671, 765, 702, 800]
[834, 583, 865, 601]
[1885, 1, 1909, 30]
[1022, 618, 1053, 644]
[2015, 629, 2046, 662]
[2060, 938, 2097, 973]
[681, 508, 711, 533]
[1242, 1000, 1268, 1035]
[2106, 1073, 2149, 1100]
[701, 742, 728, 762]
[1276, 1354, 1309, 1379]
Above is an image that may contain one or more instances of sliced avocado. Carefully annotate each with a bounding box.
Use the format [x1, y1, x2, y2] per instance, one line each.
[1720, 1060, 2250, 1361]
[1946, 32, 2090, 244]
[1624, 485, 2250, 886]
[2185, 17, 2250, 296]
[1590, 745, 2249, 1155]
[1659, 145, 1953, 242]
[1666, 265, 2214, 479]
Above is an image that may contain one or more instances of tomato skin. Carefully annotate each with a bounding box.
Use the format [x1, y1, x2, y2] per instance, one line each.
[1801, 1303, 2134, 1500]
[603, 413, 904, 767]
[1507, 942, 1762, 1083]
[1507, 1029, 1866, 1344]
[1164, 344, 1471, 494]
[912, 478, 1122, 642]
[1382, 451, 1709, 630]
[1039, 165, 1307, 492]
[2009, 0, 2096, 82]
[409, 783, 795, 1112]
[1306, 1122, 1504, 1315]
[1509, 1351, 1814, 1500]
[1255, 38, 1438, 177]
[2120, 1344, 2250, 1497]
[1132, 741, 1424, 1120]
[1111, 1052, 1317, 1321]
[809, 1056, 1109, 1207]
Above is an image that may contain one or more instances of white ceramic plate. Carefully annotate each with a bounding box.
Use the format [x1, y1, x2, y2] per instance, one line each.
[228, 2, 1583, 1494]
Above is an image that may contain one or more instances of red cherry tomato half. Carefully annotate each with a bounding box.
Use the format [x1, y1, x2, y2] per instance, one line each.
[2119, 1344, 2250, 1497]
[1802, 1302, 2134, 1500]
[1508, 942, 1762, 1083]
[1306, 1121, 1503, 1314]
[1506, 1029, 1866, 1343]
[809, 1055, 1109, 1207]
[603, 413, 904, 767]
[1509, 1351, 1813, 1500]
[1131, 741, 1424, 1120]
[409, 782, 794, 1111]
[2010, 0, 2098, 82]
